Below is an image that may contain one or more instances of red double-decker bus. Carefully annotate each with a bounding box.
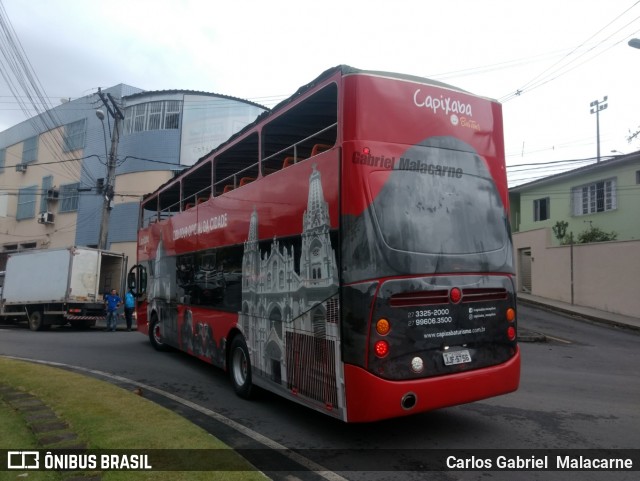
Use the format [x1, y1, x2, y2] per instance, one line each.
[130, 65, 520, 422]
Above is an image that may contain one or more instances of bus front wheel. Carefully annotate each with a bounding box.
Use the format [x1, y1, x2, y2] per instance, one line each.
[148, 315, 167, 351]
[230, 335, 253, 399]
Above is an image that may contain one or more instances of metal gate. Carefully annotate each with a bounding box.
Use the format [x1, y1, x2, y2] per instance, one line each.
[518, 248, 532, 293]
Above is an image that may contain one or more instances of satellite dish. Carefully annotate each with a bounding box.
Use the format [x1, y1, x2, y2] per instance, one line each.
[60, 98, 70, 104]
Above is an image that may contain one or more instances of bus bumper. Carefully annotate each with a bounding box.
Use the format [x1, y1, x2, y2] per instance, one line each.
[343, 347, 520, 422]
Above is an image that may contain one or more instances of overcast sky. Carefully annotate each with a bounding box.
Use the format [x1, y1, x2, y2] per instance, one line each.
[1, 0, 639, 185]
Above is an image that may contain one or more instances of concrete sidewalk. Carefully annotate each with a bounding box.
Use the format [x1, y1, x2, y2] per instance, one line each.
[517, 292, 640, 332]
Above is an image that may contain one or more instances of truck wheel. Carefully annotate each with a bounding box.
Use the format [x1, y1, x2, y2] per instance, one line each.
[148, 315, 167, 351]
[230, 335, 253, 399]
[28, 311, 44, 331]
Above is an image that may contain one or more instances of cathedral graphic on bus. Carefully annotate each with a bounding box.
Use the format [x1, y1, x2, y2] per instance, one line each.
[238, 165, 343, 411]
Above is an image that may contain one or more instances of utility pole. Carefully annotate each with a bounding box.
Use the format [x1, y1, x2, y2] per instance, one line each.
[97, 89, 124, 250]
[589, 96, 607, 163]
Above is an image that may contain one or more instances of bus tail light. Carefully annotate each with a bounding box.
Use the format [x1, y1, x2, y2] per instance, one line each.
[374, 340, 389, 358]
[506, 307, 516, 340]
[449, 287, 462, 303]
[376, 318, 390, 335]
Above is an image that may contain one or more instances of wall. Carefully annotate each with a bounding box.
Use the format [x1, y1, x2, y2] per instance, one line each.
[513, 228, 640, 318]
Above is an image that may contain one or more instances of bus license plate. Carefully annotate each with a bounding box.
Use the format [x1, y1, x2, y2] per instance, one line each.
[443, 350, 471, 366]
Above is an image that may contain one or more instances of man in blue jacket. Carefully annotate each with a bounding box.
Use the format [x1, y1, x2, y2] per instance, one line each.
[124, 288, 135, 331]
[104, 289, 122, 332]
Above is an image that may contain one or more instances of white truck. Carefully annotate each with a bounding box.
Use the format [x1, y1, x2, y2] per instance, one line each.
[0, 247, 127, 330]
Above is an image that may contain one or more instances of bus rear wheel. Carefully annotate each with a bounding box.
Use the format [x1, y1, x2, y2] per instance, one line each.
[230, 335, 253, 399]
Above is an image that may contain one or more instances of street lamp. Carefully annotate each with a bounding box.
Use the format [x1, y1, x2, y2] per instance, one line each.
[589, 96, 608, 163]
[628, 38, 640, 49]
[95, 109, 109, 165]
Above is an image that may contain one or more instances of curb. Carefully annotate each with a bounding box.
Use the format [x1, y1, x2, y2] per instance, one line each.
[517, 297, 640, 332]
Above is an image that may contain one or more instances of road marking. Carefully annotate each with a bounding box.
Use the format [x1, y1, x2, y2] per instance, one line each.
[4, 355, 348, 481]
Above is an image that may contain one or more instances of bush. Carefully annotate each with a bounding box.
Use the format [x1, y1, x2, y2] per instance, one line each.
[576, 225, 617, 244]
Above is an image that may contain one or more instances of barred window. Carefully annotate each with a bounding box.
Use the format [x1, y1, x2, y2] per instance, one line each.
[147, 102, 163, 130]
[22, 136, 38, 164]
[164, 100, 181, 129]
[16, 185, 38, 220]
[133, 104, 147, 133]
[124, 100, 182, 134]
[64, 119, 86, 152]
[60, 183, 80, 212]
[572, 178, 617, 216]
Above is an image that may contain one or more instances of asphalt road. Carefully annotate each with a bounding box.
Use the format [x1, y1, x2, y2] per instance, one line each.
[1, 304, 639, 481]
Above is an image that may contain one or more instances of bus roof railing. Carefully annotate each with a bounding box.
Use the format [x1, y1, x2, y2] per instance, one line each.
[144, 122, 337, 226]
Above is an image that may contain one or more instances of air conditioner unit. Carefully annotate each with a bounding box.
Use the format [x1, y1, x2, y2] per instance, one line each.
[38, 212, 55, 224]
[46, 188, 59, 200]
[15, 164, 27, 173]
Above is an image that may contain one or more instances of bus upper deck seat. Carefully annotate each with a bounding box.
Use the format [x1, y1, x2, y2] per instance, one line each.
[282, 156, 295, 169]
[311, 143, 331, 156]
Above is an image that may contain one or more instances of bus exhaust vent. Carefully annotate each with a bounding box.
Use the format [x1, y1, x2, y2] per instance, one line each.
[389, 288, 508, 307]
[389, 290, 449, 307]
[461, 288, 508, 303]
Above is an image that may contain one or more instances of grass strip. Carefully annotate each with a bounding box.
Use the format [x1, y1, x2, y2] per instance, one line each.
[0, 357, 268, 481]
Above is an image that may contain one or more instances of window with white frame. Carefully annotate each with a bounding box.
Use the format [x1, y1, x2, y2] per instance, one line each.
[572, 178, 617, 216]
[133, 103, 147, 133]
[533, 197, 550, 221]
[16, 185, 38, 220]
[59, 183, 80, 212]
[63, 119, 86, 152]
[124, 100, 182, 134]
[164, 100, 181, 129]
[147, 101, 163, 130]
[22, 136, 38, 164]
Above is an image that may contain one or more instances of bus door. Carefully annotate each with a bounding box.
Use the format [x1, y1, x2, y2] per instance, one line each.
[127, 264, 148, 327]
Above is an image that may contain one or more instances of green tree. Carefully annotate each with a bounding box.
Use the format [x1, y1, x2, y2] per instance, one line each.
[552, 221, 569, 244]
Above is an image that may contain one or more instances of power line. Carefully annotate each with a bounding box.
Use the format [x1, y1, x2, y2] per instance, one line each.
[500, 2, 640, 102]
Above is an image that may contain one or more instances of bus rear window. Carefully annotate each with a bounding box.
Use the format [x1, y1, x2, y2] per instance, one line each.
[369, 143, 507, 255]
